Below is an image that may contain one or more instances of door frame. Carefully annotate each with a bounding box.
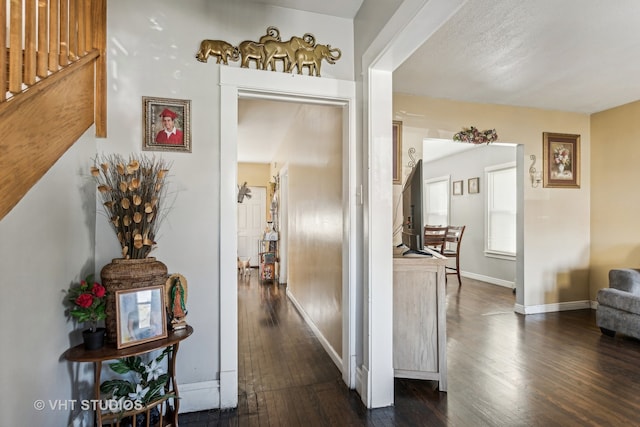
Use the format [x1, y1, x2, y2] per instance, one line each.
[218, 67, 357, 407]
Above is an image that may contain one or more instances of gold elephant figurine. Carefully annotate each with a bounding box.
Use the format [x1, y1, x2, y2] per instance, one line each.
[263, 33, 316, 73]
[294, 44, 342, 77]
[195, 39, 239, 64]
[238, 27, 281, 69]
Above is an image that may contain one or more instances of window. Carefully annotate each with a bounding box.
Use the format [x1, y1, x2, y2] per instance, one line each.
[424, 176, 450, 226]
[486, 163, 516, 257]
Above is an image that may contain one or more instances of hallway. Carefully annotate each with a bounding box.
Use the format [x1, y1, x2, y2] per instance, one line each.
[180, 272, 640, 426]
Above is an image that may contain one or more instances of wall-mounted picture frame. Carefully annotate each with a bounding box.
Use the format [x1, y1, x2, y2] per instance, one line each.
[453, 180, 463, 195]
[543, 132, 580, 188]
[143, 96, 192, 153]
[115, 285, 168, 349]
[468, 177, 479, 194]
[392, 120, 403, 185]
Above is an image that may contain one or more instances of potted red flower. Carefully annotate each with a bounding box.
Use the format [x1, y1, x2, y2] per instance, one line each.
[67, 274, 107, 350]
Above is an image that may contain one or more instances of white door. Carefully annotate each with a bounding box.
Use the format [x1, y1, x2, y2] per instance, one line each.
[237, 186, 266, 267]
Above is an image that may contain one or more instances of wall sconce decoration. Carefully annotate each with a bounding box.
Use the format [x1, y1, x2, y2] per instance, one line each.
[529, 155, 542, 187]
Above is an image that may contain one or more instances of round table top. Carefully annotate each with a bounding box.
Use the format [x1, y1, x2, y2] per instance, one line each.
[64, 325, 193, 362]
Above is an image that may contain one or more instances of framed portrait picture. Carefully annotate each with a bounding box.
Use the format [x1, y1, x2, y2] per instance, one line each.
[543, 132, 580, 188]
[468, 177, 479, 194]
[143, 96, 192, 153]
[453, 180, 463, 195]
[115, 285, 168, 349]
[392, 121, 402, 185]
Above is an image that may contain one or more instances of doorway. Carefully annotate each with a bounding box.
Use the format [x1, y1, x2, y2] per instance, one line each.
[218, 67, 357, 407]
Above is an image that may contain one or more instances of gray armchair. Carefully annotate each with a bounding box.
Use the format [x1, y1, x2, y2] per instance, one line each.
[596, 268, 640, 338]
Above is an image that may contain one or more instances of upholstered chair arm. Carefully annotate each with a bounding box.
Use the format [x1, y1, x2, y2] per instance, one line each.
[608, 269, 640, 294]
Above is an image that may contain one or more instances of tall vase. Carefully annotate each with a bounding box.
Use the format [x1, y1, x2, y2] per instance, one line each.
[101, 257, 168, 344]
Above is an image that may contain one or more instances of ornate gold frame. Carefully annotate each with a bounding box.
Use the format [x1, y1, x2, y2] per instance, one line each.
[143, 96, 192, 153]
[542, 132, 580, 188]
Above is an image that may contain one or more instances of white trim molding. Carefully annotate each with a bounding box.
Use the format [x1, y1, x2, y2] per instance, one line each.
[514, 300, 591, 315]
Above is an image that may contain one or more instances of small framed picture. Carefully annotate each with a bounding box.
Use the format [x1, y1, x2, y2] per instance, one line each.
[543, 132, 580, 188]
[143, 96, 192, 153]
[453, 180, 463, 195]
[115, 285, 167, 349]
[468, 177, 479, 194]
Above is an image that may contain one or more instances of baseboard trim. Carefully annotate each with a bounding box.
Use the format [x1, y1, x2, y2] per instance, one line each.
[461, 271, 514, 288]
[286, 288, 344, 373]
[178, 380, 220, 413]
[514, 300, 591, 315]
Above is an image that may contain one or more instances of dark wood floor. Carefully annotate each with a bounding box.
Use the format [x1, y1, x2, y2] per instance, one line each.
[179, 273, 640, 426]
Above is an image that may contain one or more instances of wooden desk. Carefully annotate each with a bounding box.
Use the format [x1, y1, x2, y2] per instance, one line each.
[64, 325, 193, 426]
[393, 247, 447, 391]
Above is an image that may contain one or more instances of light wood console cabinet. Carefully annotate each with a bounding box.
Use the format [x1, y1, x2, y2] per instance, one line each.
[393, 247, 447, 391]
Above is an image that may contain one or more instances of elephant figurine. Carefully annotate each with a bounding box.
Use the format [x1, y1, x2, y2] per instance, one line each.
[195, 39, 239, 64]
[294, 44, 342, 77]
[263, 33, 316, 73]
[239, 27, 281, 69]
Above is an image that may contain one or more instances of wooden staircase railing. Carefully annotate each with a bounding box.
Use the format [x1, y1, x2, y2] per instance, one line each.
[0, 0, 106, 220]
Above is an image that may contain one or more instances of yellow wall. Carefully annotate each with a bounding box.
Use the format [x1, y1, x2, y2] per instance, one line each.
[394, 94, 591, 307]
[590, 100, 640, 297]
[238, 162, 270, 188]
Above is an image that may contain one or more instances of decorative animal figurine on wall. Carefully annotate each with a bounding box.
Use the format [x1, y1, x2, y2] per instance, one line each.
[294, 44, 342, 77]
[195, 39, 239, 64]
[238, 27, 282, 69]
[263, 33, 316, 72]
[196, 27, 341, 78]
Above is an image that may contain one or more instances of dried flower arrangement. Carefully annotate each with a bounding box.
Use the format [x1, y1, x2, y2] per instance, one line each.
[453, 126, 498, 145]
[91, 154, 171, 259]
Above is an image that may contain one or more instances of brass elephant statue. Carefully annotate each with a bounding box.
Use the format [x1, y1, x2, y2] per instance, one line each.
[238, 27, 282, 69]
[263, 33, 316, 73]
[294, 44, 342, 77]
[195, 39, 239, 64]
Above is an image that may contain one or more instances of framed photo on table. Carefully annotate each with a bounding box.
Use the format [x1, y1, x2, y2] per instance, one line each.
[543, 132, 580, 188]
[115, 285, 167, 349]
[143, 96, 192, 153]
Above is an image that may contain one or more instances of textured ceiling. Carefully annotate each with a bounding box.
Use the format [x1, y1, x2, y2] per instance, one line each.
[393, 0, 640, 114]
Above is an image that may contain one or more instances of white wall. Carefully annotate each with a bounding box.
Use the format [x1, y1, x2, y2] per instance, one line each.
[0, 129, 97, 427]
[102, 0, 355, 413]
[422, 143, 517, 285]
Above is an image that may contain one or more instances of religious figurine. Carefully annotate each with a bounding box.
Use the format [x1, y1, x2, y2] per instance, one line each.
[166, 273, 188, 330]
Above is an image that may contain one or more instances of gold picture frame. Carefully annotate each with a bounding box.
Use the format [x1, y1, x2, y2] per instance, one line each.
[115, 285, 167, 349]
[393, 121, 403, 184]
[543, 132, 580, 188]
[143, 96, 192, 153]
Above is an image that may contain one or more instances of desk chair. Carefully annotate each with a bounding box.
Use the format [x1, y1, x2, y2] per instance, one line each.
[442, 225, 465, 286]
[423, 225, 448, 254]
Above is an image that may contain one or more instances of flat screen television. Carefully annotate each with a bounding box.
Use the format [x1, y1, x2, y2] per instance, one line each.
[401, 159, 428, 255]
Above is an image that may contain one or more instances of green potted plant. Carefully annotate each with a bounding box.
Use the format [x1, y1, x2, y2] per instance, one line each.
[67, 274, 107, 350]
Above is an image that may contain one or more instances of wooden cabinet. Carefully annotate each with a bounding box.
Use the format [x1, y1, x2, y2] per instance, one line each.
[393, 247, 447, 391]
[64, 325, 193, 426]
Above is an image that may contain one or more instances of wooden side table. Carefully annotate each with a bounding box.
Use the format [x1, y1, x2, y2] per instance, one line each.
[64, 325, 193, 426]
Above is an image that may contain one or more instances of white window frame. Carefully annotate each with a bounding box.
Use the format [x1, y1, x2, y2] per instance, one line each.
[423, 175, 450, 227]
[485, 162, 517, 260]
